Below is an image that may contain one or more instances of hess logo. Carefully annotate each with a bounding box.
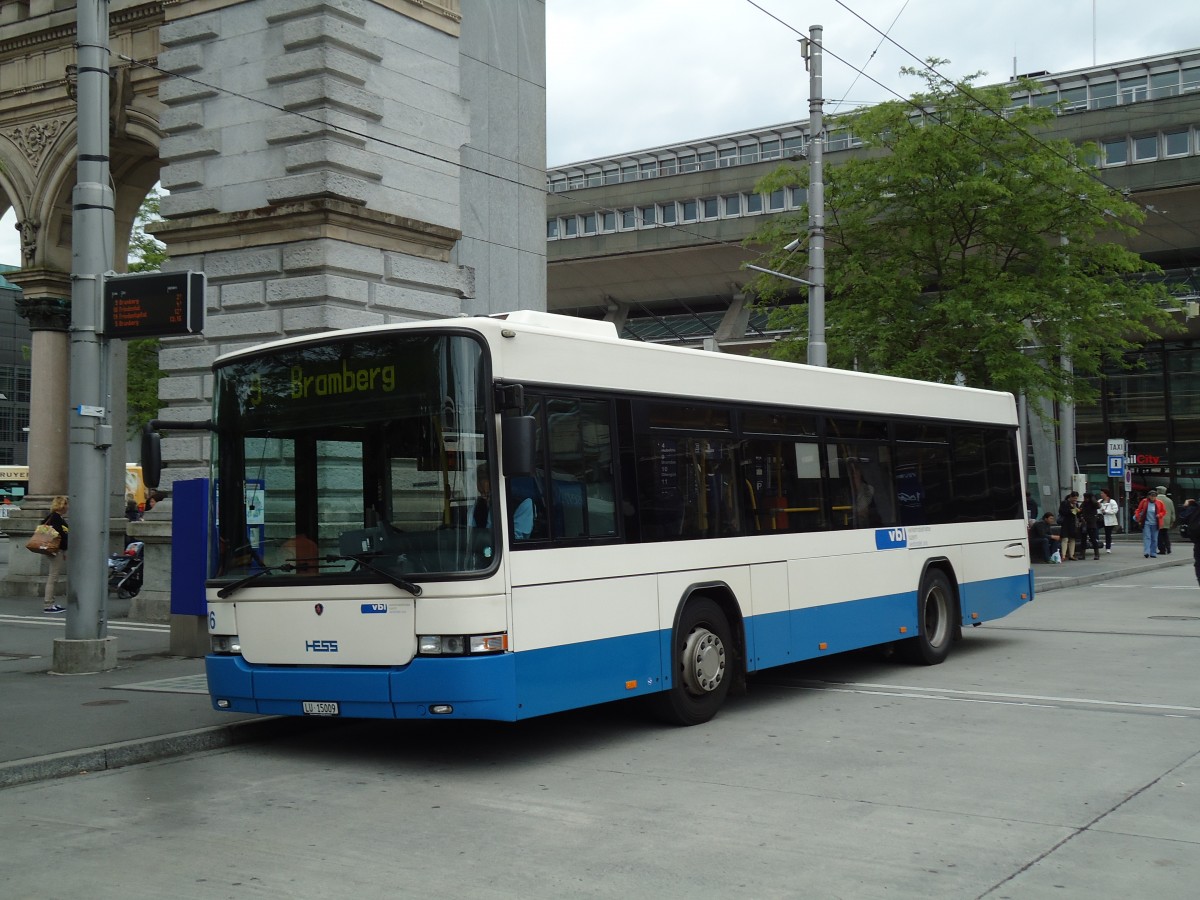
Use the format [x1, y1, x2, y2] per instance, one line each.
[305, 639, 339, 652]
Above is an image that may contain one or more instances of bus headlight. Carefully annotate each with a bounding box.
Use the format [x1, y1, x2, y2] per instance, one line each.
[211, 634, 242, 654]
[418, 633, 507, 656]
[469, 633, 508, 653]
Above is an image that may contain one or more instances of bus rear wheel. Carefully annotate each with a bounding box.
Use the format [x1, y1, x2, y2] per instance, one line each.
[900, 569, 956, 666]
[651, 596, 733, 726]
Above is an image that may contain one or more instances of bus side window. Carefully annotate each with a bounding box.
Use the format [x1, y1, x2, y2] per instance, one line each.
[509, 395, 545, 543]
[828, 443, 896, 529]
[636, 435, 742, 540]
[535, 397, 617, 542]
[743, 439, 826, 533]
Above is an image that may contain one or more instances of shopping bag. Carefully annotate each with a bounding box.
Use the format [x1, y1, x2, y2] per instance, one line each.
[1049, 550, 1061, 564]
[26, 524, 61, 556]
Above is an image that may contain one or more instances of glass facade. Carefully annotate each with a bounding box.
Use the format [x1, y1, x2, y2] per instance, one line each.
[0, 271, 31, 467]
[1075, 339, 1200, 500]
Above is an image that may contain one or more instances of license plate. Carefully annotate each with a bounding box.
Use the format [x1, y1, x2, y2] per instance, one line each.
[302, 701, 339, 716]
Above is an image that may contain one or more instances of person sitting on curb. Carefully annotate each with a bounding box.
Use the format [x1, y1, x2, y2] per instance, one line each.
[1029, 512, 1062, 562]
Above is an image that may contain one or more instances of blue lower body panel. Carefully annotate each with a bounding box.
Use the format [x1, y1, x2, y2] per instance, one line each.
[206, 653, 521, 720]
[206, 629, 664, 721]
[960, 570, 1035, 622]
[206, 571, 1032, 722]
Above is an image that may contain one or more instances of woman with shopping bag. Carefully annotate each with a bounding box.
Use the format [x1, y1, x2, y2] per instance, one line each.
[40, 495, 69, 614]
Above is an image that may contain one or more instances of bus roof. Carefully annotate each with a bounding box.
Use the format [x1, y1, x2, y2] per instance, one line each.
[213, 310, 1017, 427]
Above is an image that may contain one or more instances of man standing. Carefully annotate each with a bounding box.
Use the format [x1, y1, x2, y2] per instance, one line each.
[1135, 489, 1167, 558]
[1156, 485, 1176, 555]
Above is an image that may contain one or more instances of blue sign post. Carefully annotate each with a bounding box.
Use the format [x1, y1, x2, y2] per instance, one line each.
[171, 478, 210, 617]
[1107, 456, 1125, 478]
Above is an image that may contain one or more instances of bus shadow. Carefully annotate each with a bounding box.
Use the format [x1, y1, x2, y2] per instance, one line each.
[261, 638, 1021, 771]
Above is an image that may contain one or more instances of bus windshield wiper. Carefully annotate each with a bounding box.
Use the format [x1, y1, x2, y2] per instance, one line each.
[324, 554, 423, 597]
[216, 562, 296, 599]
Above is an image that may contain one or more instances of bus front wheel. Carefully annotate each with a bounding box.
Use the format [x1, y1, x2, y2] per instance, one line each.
[651, 596, 733, 726]
[901, 569, 956, 665]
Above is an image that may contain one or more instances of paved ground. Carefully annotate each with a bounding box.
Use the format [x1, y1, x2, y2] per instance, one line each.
[0, 537, 1192, 790]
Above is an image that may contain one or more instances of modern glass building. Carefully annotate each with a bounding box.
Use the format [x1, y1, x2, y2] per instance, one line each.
[0, 266, 31, 466]
[545, 48, 1200, 506]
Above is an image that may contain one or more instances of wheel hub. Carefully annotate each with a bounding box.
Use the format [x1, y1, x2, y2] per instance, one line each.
[681, 627, 725, 694]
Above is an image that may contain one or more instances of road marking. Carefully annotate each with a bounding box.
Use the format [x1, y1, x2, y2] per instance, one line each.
[110, 673, 209, 694]
[766, 678, 1200, 715]
[0, 613, 168, 633]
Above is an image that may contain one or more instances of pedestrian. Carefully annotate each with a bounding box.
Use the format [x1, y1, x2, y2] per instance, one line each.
[1180, 498, 1200, 587]
[1155, 485, 1176, 555]
[1134, 489, 1166, 558]
[1098, 488, 1119, 553]
[1028, 512, 1062, 562]
[1057, 491, 1080, 561]
[41, 495, 69, 614]
[1079, 492, 1101, 560]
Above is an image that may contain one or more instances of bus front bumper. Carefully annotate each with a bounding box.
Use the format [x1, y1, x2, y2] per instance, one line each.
[205, 652, 520, 721]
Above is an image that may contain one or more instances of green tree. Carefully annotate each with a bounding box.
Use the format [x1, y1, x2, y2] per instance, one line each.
[748, 65, 1179, 405]
[126, 189, 167, 435]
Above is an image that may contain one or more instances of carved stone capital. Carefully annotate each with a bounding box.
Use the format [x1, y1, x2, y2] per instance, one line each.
[5, 268, 71, 326]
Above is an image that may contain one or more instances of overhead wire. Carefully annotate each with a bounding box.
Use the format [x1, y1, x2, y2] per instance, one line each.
[828, 0, 913, 113]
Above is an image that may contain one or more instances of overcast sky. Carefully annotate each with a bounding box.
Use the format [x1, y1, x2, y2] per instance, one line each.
[4, 0, 1199, 267]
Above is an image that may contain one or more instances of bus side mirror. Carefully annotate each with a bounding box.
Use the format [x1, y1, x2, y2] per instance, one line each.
[141, 428, 162, 490]
[502, 416, 536, 476]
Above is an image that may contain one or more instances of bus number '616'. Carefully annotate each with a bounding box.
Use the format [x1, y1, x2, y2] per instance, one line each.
[306, 640, 339, 652]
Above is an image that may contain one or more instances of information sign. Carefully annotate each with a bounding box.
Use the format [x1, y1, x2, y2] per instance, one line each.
[1107, 455, 1125, 477]
[103, 271, 205, 338]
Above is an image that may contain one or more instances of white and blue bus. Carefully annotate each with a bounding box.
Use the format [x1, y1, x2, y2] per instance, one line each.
[190, 311, 1032, 725]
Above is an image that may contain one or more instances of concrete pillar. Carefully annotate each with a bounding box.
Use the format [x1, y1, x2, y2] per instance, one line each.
[148, 1, 546, 484]
[14, 291, 70, 496]
[2, 283, 70, 598]
[714, 291, 751, 347]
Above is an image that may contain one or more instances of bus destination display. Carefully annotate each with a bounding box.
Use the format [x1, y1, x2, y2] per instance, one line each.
[103, 271, 205, 338]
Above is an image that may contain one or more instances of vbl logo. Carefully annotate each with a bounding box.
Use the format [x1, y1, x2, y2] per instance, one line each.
[305, 639, 339, 652]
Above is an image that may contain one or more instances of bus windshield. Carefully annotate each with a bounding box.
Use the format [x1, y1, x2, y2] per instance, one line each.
[211, 332, 493, 585]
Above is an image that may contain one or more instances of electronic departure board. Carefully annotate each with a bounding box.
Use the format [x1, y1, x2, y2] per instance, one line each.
[103, 271, 205, 338]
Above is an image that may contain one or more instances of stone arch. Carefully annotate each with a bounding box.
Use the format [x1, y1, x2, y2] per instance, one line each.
[0, 133, 39, 265]
[27, 123, 82, 274]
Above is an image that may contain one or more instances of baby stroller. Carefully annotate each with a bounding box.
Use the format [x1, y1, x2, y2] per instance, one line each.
[108, 541, 145, 599]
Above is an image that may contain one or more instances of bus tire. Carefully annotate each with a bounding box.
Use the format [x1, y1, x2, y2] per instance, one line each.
[651, 596, 733, 726]
[901, 569, 955, 666]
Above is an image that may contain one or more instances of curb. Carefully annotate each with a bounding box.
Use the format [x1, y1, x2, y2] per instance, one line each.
[0, 716, 327, 791]
[1034, 555, 1190, 594]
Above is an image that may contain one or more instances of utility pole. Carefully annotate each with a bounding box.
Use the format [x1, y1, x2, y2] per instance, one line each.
[805, 25, 827, 367]
[56, 0, 116, 673]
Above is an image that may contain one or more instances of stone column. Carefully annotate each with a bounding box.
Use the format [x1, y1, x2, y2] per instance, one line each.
[2, 276, 70, 598]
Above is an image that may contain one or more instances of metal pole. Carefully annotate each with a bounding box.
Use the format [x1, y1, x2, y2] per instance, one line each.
[807, 25, 827, 367]
[1058, 355, 1076, 491]
[60, 0, 114, 663]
